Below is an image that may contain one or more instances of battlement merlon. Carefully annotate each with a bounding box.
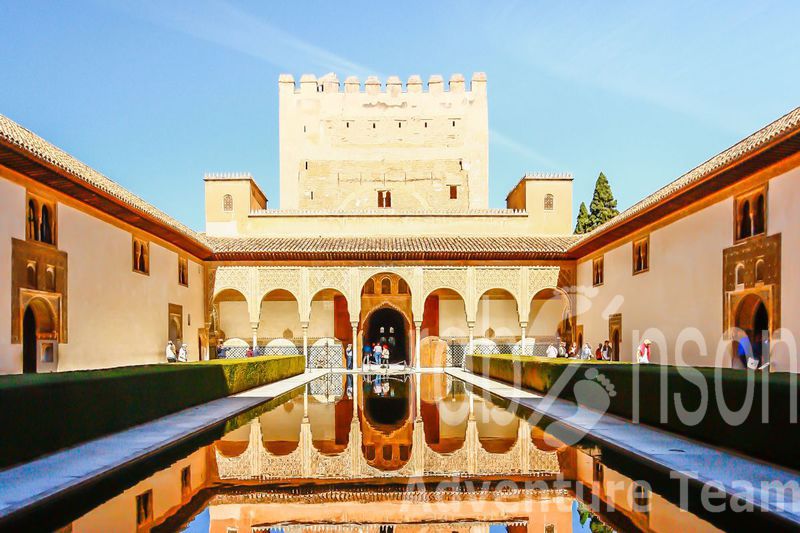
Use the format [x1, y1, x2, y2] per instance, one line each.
[278, 72, 487, 95]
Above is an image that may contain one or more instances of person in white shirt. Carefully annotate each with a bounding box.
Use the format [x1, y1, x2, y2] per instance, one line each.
[165, 341, 177, 363]
[178, 343, 188, 362]
[545, 344, 558, 358]
[373, 343, 383, 365]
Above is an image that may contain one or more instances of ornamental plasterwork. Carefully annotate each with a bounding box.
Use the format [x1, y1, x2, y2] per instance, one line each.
[307, 267, 350, 299]
[422, 267, 469, 301]
[212, 266, 252, 299]
[258, 267, 302, 301]
[475, 267, 521, 301]
[527, 267, 561, 302]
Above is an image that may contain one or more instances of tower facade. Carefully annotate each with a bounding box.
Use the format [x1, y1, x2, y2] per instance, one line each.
[278, 73, 489, 210]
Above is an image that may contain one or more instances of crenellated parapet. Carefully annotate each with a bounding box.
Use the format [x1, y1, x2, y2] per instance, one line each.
[278, 72, 487, 95]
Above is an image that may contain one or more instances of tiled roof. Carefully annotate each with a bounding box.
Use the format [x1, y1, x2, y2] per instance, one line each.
[207, 235, 579, 260]
[570, 106, 800, 248]
[249, 208, 527, 217]
[0, 113, 211, 251]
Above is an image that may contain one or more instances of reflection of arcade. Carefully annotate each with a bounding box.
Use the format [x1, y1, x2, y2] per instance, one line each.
[360, 374, 414, 470]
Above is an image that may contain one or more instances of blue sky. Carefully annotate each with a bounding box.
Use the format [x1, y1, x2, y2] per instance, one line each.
[1, 1, 798, 231]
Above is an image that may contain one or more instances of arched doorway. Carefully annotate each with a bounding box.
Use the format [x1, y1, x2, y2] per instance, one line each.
[22, 307, 37, 373]
[360, 273, 413, 364]
[364, 307, 408, 364]
[734, 294, 770, 367]
[612, 329, 621, 362]
[21, 298, 57, 373]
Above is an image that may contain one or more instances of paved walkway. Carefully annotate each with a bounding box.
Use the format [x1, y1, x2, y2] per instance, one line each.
[447, 368, 800, 527]
[0, 369, 328, 525]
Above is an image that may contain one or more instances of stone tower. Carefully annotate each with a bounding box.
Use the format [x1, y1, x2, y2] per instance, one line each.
[278, 73, 489, 210]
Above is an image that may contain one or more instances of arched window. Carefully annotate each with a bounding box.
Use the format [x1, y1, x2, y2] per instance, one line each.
[753, 194, 765, 235]
[40, 205, 52, 244]
[27, 199, 39, 241]
[739, 200, 752, 240]
[398, 279, 409, 294]
[380, 277, 392, 294]
[364, 279, 375, 295]
[755, 259, 765, 283]
[222, 194, 234, 212]
[544, 193, 554, 211]
[26, 263, 37, 287]
[735, 263, 745, 286]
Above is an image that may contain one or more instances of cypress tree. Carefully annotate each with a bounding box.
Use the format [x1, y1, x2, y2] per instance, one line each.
[588, 172, 619, 229]
[574, 202, 590, 234]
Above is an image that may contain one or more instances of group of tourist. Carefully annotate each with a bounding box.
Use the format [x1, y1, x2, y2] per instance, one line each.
[541, 337, 654, 363]
[361, 342, 391, 368]
[165, 340, 188, 363]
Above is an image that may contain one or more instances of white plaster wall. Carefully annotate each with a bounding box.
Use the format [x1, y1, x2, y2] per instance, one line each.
[577, 199, 730, 365]
[58, 204, 206, 370]
[528, 299, 565, 337]
[257, 300, 302, 339]
[0, 178, 26, 373]
[219, 300, 250, 340]
[475, 298, 521, 338]
[438, 298, 468, 337]
[765, 166, 800, 371]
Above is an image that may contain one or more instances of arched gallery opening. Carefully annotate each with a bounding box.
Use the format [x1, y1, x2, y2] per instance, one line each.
[529, 288, 571, 343]
[360, 273, 412, 364]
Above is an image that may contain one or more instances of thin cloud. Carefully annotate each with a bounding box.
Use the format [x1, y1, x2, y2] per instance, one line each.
[115, 0, 375, 77]
[490, 129, 560, 170]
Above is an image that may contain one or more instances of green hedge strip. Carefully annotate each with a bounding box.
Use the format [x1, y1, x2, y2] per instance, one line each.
[467, 354, 798, 470]
[0, 355, 304, 469]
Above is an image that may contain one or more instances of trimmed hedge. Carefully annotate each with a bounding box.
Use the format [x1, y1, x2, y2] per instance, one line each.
[0, 355, 304, 469]
[467, 354, 799, 470]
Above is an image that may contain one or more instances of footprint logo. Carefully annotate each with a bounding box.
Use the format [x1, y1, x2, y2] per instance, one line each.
[536, 367, 617, 446]
[573, 368, 616, 413]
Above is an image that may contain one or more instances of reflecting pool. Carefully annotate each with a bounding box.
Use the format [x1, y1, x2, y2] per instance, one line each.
[51, 374, 732, 532]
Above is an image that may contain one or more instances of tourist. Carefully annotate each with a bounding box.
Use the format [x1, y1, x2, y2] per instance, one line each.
[165, 340, 177, 363]
[569, 342, 578, 357]
[602, 340, 611, 361]
[636, 339, 652, 363]
[345, 343, 353, 370]
[362, 342, 372, 367]
[373, 343, 383, 365]
[246, 346, 254, 358]
[557, 342, 567, 358]
[545, 343, 558, 358]
[381, 344, 390, 368]
[595, 344, 603, 360]
[581, 343, 593, 359]
[178, 343, 188, 362]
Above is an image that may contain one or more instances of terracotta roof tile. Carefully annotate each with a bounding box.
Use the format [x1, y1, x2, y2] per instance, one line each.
[0, 113, 210, 250]
[571, 106, 800, 248]
[207, 235, 579, 260]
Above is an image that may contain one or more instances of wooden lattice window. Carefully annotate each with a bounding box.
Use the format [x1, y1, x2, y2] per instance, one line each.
[222, 194, 234, 212]
[544, 193, 554, 211]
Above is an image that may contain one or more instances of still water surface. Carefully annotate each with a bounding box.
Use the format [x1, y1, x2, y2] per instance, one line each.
[60, 374, 728, 532]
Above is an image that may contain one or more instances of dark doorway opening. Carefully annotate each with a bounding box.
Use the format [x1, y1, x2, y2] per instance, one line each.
[23, 306, 37, 373]
[612, 330, 621, 362]
[364, 307, 407, 364]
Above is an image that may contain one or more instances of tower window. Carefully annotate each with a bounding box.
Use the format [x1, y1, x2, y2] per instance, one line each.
[378, 190, 391, 208]
[222, 194, 233, 212]
[755, 259, 765, 283]
[544, 193, 554, 211]
[449, 185, 458, 200]
[304, 161, 308, 170]
[26, 194, 56, 245]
